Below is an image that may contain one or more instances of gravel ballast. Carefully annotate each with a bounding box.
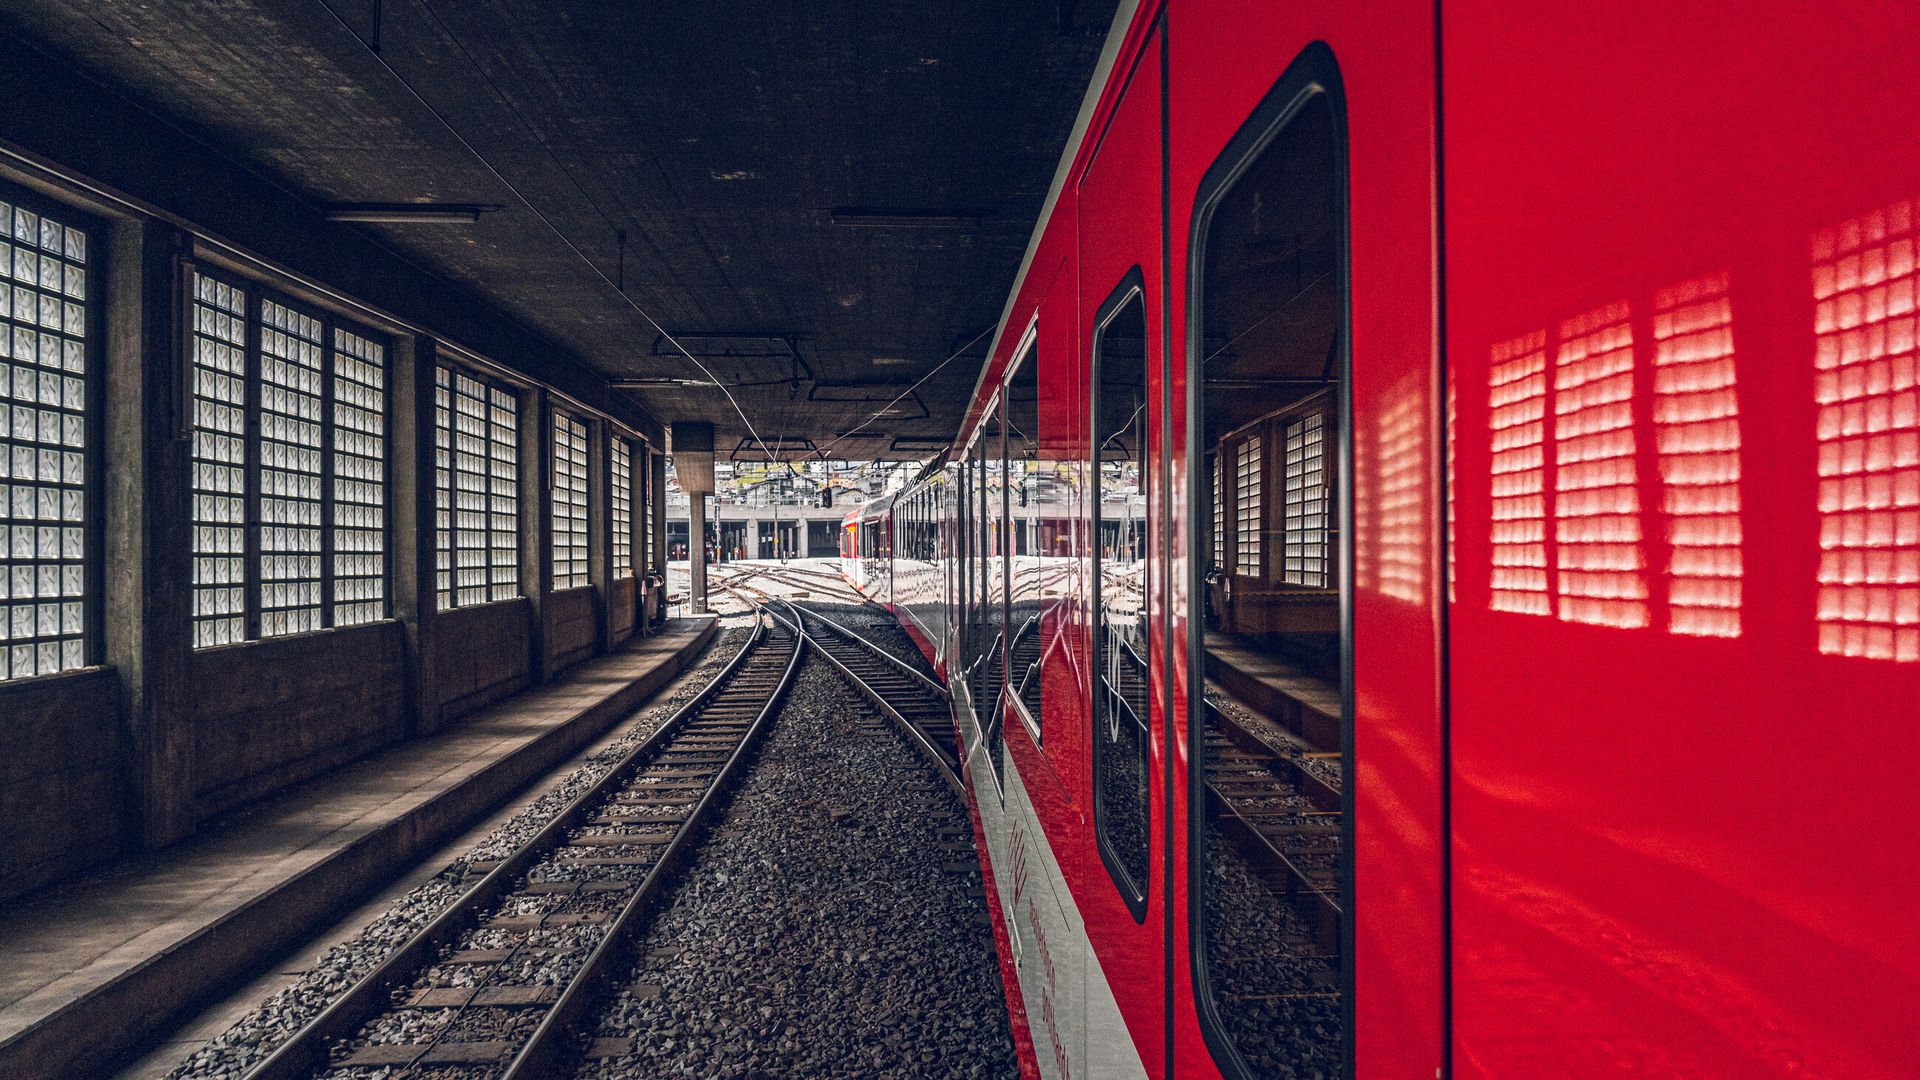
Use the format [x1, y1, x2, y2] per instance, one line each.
[581, 655, 1016, 1080]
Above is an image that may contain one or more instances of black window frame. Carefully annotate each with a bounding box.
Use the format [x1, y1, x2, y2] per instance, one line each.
[1090, 266, 1152, 922]
[1183, 42, 1355, 1080]
[0, 181, 104, 682]
[186, 263, 395, 649]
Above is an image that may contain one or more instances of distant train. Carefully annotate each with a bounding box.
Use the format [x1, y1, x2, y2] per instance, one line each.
[842, 1, 1920, 1077]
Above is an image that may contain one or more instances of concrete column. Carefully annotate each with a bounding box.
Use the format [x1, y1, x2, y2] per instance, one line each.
[586, 418, 610, 654]
[689, 492, 709, 614]
[671, 421, 715, 616]
[395, 335, 437, 734]
[104, 217, 196, 848]
[520, 388, 551, 681]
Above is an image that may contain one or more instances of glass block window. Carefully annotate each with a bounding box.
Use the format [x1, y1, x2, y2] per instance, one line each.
[552, 412, 589, 590]
[190, 274, 248, 648]
[257, 300, 324, 638]
[189, 271, 389, 647]
[641, 447, 654, 572]
[1, 198, 92, 680]
[610, 436, 633, 579]
[331, 328, 386, 626]
[1234, 435, 1263, 577]
[434, 366, 520, 609]
[1283, 414, 1328, 587]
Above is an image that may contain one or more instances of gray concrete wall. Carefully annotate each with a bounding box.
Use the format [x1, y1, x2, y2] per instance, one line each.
[546, 585, 599, 675]
[430, 600, 536, 728]
[609, 576, 637, 647]
[0, 669, 127, 904]
[191, 622, 409, 818]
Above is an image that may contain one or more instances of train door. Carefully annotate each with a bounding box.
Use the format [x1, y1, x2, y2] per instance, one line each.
[1075, 21, 1169, 1078]
[1169, 5, 1442, 1078]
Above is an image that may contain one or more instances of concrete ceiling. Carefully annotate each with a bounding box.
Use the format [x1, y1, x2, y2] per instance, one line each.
[0, 0, 1115, 458]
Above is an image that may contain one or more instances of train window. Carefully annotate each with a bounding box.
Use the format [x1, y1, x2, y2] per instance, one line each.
[1092, 275, 1151, 918]
[1188, 51, 1349, 1080]
[982, 398, 1007, 779]
[0, 193, 98, 681]
[1006, 336, 1046, 737]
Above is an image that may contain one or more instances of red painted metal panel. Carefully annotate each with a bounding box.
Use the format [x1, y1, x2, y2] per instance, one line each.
[1446, 3, 1920, 1075]
[1074, 29, 1169, 1074]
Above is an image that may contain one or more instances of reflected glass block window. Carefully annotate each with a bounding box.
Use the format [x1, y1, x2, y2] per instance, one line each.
[433, 366, 520, 608]
[1376, 388, 1425, 602]
[610, 436, 633, 578]
[1654, 274, 1742, 638]
[332, 328, 386, 626]
[1489, 331, 1550, 614]
[551, 412, 589, 590]
[1553, 303, 1649, 628]
[1, 198, 91, 679]
[1211, 453, 1225, 568]
[1235, 436, 1262, 577]
[1813, 204, 1920, 660]
[257, 300, 324, 638]
[190, 274, 248, 648]
[1282, 416, 1328, 587]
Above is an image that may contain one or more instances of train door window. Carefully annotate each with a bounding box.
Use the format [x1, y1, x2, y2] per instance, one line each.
[1092, 275, 1152, 918]
[982, 399, 1007, 779]
[1188, 54, 1349, 1080]
[1006, 335, 1046, 736]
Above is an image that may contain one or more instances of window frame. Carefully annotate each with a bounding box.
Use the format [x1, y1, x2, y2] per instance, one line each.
[1182, 43, 1355, 1080]
[1001, 322, 1043, 745]
[1089, 267, 1152, 922]
[433, 360, 522, 611]
[609, 435, 633, 580]
[187, 263, 395, 649]
[0, 183, 104, 682]
[549, 409, 590, 591]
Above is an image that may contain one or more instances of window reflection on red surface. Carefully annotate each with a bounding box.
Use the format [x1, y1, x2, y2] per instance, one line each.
[1447, 378, 1457, 604]
[1553, 303, 1649, 628]
[1489, 331, 1550, 614]
[1813, 203, 1920, 661]
[1372, 379, 1426, 603]
[1654, 273, 1743, 638]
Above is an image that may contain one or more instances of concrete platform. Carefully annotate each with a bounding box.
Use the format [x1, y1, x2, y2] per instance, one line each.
[0, 616, 718, 1080]
[1204, 634, 1342, 751]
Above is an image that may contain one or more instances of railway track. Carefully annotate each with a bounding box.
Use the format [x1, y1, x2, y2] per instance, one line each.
[771, 600, 964, 796]
[242, 608, 801, 1080]
[1202, 698, 1343, 951]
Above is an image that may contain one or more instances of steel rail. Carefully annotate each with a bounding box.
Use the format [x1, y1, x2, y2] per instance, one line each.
[504, 610, 804, 1078]
[240, 614, 771, 1080]
[767, 601, 965, 798]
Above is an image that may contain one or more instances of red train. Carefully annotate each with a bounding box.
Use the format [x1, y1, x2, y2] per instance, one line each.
[843, 1, 1920, 1076]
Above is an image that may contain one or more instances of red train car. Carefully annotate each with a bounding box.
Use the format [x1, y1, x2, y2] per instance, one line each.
[845, 1, 1920, 1076]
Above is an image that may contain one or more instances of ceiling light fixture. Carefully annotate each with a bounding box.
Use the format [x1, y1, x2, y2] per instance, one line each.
[322, 202, 503, 224]
[828, 207, 983, 228]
